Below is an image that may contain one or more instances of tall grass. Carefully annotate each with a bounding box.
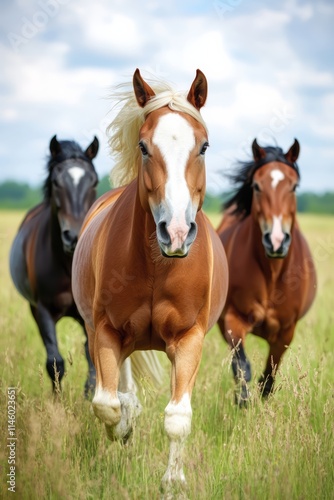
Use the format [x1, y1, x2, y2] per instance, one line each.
[0, 211, 333, 499]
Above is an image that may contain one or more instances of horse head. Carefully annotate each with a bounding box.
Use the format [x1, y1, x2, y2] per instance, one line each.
[47, 135, 99, 254]
[251, 138, 300, 258]
[133, 69, 209, 258]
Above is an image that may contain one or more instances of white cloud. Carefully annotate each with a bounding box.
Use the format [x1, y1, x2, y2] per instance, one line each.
[71, 5, 144, 57]
[0, 0, 333, 193]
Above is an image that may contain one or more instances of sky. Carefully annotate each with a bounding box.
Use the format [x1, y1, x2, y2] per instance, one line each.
[0, 0, 333, 194]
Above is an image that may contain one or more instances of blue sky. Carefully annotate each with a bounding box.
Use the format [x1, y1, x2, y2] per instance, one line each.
[1, 0, 333, 193]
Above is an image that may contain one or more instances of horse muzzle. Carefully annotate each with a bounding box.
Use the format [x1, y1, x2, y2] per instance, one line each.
[262, 231, 291, 258]
[61, 229, 78, 254]
[156, 220, 197, 258]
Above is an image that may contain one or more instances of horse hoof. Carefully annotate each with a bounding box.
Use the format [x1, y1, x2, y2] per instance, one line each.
[160, 471, 187, 500]
[102, 393, 142, 442]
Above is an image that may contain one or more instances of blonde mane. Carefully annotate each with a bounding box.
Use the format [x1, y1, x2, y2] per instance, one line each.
[107, 78, 208, 187]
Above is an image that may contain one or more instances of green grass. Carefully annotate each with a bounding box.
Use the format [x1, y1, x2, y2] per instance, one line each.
[1, 210, 334, 499]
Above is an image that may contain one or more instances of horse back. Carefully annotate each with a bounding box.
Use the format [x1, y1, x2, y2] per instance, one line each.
[216, 204, 244, 232]
[80, 186, 126, 236]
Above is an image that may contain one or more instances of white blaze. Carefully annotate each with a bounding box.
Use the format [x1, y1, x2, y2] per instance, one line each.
[271, 215, 285, 251]
[270, 169, 285, 189]
[68, 167, 85, 186]
[152, 113, 196, 251]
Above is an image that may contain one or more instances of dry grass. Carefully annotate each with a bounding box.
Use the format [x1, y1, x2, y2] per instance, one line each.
[0, 210, 333, 499]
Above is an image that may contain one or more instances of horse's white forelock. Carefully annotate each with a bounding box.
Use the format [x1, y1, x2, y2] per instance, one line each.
[107, 79, 208, 188]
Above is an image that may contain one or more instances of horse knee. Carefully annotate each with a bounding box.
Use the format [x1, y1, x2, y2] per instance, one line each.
[92, 388, 121, 427]
[164, 394, 192, 441]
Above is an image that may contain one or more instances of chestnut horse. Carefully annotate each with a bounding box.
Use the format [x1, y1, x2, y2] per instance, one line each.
[217, 139, 316, 405]
[10, 135, 99, 395]
[72, 69, 228, 494]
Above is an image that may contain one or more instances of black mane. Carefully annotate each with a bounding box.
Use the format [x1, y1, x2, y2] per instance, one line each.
[43, 140, 92, 201]
[224, 146, 300, 218]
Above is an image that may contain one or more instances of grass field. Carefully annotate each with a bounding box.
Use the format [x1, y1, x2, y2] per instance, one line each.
[0, 210, 333, 499]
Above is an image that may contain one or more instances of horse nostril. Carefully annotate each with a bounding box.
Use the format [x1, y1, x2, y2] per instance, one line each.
[262, 233, 272, 248]
[283, 233, 291, 246]
[62, 230, 78, 248]
[262, 231, 291, 255]
[157, 221, 171, 245]
[186, 222, 197, 243]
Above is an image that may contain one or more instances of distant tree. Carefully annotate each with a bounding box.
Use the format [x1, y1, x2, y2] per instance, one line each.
[0, 179, 333, 214]
[0, 176, 113, 209]
[0, 181, 41, 209]
[297, 192, 334, 214]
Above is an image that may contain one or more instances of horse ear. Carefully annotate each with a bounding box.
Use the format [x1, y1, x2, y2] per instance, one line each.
[252, 139, 266, 162]
[85, 136, 99, 160]
[50, 135, 61, 158]
[285, 139, 300, 163]
[187, 69, 208, 110]
[133, 69, 156, 108]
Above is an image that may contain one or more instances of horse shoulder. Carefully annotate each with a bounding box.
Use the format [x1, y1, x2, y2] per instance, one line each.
[73, 184, 140, 329]
[198, 212, 229, 329]
[17, 201, 48, 230]
[10, 204, 51, 304]
[284, 224, 317, 317]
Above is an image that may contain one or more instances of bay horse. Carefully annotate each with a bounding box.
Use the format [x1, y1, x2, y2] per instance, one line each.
[72, 69, 228, 494]
[10, 135, 99, 395]
[217, 139, 316, 405]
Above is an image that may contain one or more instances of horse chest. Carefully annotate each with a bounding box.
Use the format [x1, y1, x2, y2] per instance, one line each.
[251, 292, 296, 342]
[105, 266, 206, 350]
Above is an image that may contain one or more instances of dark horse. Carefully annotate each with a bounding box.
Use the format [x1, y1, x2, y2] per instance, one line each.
[10, 135, 99, 394]
[217, 139, 316, 405]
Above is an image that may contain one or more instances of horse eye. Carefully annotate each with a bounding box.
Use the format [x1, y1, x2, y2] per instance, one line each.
[292, 184, 298, 192]
[253, 183, 261, 193]
[139, 142, 149, 156]
[53, 178, 60, 188]
[200, 142, 209, 156]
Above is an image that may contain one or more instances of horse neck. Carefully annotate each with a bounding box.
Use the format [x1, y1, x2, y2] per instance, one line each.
[122, 179, 156, 259]
[134, 180, 156, 241]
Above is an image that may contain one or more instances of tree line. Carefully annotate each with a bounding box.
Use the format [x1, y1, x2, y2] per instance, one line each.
[0, 176, 333, 214]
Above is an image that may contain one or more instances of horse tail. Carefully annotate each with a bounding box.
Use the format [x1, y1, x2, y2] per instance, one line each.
[130, 350, 165, 392]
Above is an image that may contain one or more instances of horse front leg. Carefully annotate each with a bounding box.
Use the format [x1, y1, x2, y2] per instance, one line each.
[259, 324, 295, 398]
[76, 319, 96, 398]
[161, 328, 204, 498]
[91, 323, 140, 442]
[30, 302, 65, 391]
[83, 336, 96, 397]
[218, 312, 252, 407]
